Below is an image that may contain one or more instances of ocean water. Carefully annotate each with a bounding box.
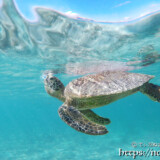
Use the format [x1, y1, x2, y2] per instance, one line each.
[0, 0, 160, 160]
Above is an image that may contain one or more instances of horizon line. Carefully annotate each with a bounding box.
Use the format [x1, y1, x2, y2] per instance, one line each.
[3, 0, 160, 24]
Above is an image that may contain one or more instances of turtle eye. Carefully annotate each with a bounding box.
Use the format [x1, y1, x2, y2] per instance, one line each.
[50, 77, 54, 81]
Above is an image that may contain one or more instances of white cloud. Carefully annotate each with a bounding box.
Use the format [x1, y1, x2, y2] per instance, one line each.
[63, 3, 160, 22]
[65, 11, 80, 18]
[139, 3, 160, 18]
[140, 12, 150, 17]
[124, 17, 131, 20]
[114, 1, 131, 8]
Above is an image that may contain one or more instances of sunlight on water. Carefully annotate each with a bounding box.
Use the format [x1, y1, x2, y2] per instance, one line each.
[0, 0, 160, 160]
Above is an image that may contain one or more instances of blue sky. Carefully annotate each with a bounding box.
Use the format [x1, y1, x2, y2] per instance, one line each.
[14, 0, 160, 22]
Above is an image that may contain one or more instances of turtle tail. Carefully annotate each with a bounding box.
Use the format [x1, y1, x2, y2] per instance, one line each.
[140, 83, 160, 102]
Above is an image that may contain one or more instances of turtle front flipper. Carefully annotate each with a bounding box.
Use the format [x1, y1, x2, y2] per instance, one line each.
[58, 104, 108, 135]
[80, 109, 111, 125]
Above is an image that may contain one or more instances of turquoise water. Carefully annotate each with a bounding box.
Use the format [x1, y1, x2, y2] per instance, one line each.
[0, 0, 160, 159]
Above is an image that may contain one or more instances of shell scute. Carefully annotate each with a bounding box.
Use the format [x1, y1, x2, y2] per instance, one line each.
[65, 71, 154, 98]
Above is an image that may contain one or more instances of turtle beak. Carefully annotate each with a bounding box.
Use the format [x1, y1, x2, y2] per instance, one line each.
[44, 75, 50, 87]
[44, 73, 54, 84]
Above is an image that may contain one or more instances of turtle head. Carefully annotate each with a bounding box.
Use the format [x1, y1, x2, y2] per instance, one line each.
[44, 73, 65, 101]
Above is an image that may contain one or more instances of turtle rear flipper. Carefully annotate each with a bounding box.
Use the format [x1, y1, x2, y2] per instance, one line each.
[58, 104, 108, 135]
[140, 83, 160, 102]
[80, 109, 111, 125]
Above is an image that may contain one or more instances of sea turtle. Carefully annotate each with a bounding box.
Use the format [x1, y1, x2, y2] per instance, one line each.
[44, 71, 160, 135]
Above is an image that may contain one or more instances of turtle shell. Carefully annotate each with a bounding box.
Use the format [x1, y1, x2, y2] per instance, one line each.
[64, 71, 154, 98]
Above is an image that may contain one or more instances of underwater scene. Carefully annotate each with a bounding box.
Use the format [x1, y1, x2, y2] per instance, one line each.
[0, 0, 160, 159]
